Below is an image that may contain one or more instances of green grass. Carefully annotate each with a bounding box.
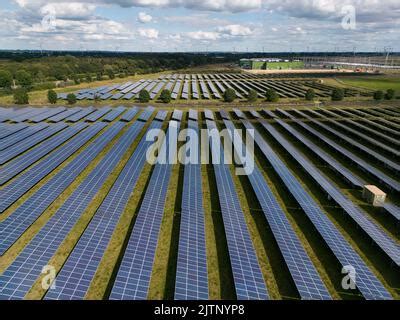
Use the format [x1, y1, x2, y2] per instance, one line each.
[336, 76, 400, 92]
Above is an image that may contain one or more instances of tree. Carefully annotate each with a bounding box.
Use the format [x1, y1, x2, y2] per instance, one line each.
[160, 89, 171, 103]
[373, 90, 384, 101]
[47, 89, 58, 104]
[96, 73, 102, 81]
[265, 89, 279, 102]
[223, 88, 236, 102]
[305, 89, 316, 101]
[67, 93, 77, 105]
[247, 89, 258, 102]
[86, 74, 92, 83]
[385, 89, 395, 100]
[331, 88, 344, 101]
[15, 70, 33, 87]
[14, 88, 29, 104]
[139, 89, 150, 103]
[0, 70, 12, 88]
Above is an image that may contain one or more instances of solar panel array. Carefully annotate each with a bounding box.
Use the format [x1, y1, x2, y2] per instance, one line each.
[175, 120, 208, 300]
[241, 119, 393, 300]
[44, 120, 163, 300]
[223, 119, 331, 300]
[0, 123, 49, 151]
[110, 120, 180, 300]
[0, 120, 145, 300]
[0, 122, 114, 255]
[259, 119, 400, 267]
[206, 120, 269, 300]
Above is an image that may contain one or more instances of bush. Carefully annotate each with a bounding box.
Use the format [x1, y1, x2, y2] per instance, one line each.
[67, 93, 77, 105]
[247, 89, 258, 102]
[14, 88, 29, 104]
[265, 89, 279, 102]
[160, 89, 171, 103]
[86, 74, 92, 83]
[373, 90, 384, 100]
[385, 89, 395, 100]
[331, 88, 344, 101]
[223, 88, 236, 102]
[139, 89, 150, 103]
[305, 89, 315, 101]
[96, 73, 102, 81]
[48, 89, 58, 104]
[106, 69, 115, 80]
[0, 70, 13, 88]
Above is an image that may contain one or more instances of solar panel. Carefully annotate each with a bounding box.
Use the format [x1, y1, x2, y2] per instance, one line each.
[175, 120, 208, 300]
[9, 108, 49, 123]
[0, 123, 49, 151]
[120, 107, 139, 122]
[204, 110, 214, 120]
[110, 121, 181, 300]
[219, 110, 229, 120]
[0, 123, 68, 166]
[154, 110, 168, 121]
[172, 110, 183, 121]
[232, 108, 245, 119]
[29, 107, 66, 123]
[188, 109, 198, 121]
[205, 120, 269, 300]
[259, 119, 400, 267]
[0, 123, 28, 140]
[102, 106, 126, 122]
[223, 119, 331, 300]
[0, 123, 86, 185]
[292, 110, 400, 193]
[48, 108, 82, 122]
[44, 120, 162, 300]
[241, 119, 392, 300]
[138, 107, 155, 122]
[85, 107, 112, 122]
[249, 110, 261, 118]
[275, 109, 365, 188]
[0, 122, 114, 255]
[66, 107, 95, 122]
[0, 121, 145, 300]
[309, 110, 399, 157]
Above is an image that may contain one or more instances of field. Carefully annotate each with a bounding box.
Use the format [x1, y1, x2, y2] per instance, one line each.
[335, 75, 400, 92]
[0, 104, 399, 300]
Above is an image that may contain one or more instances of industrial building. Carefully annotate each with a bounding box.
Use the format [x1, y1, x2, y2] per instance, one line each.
[240, 58, 304, 70]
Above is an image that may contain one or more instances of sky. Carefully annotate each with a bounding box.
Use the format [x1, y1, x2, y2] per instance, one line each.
[0, 0, 399, 52]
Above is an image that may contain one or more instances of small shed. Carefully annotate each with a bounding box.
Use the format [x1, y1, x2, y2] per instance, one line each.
[362, 185, 386, 207]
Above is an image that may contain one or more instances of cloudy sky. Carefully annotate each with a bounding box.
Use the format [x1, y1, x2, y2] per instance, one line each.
[0, 0, 399, 51]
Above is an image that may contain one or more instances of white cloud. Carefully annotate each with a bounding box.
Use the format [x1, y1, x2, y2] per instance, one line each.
[138, 27, 159, 38]
[217, 24, 253, 36]
[186, 30, 219, 40]
[138, 12, 153, 23]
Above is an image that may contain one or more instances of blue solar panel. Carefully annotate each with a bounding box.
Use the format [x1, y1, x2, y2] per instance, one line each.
[66, 107, 95, 122]
[259, 119, 400, 267]
[241, 119, 393, 300]
[205, 120, 269, 300]
[85, 107, 112, 122]
[110, 121, 181, 300]
[0, 124, 101, 213]
[0, 123, 49, 151]
[102, 106, 126, 122]
[9, 108, 49, 123]
[0, 123, 68, 166]
[138, 107, 155, 122]
[0, 123, 86, 185]
[44, 120, 162, 300]
[175, 120, 208, 300]
[0, 122, 113, 255]
[120, 107, 139, 122]
[29, 107, 66, 123]
[275, 109, 365, 188]
[172, 110, 183, 121]
[0, 121, 145, 300]
[188, 109, 198, 121]
[291, 110, 400, 193]
[0, 123, 28, 139]
[223, 119, 331, 300]
[47, 108, 82, 122]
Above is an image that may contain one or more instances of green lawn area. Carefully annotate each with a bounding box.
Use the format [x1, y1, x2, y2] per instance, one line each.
[337, 76, 400, 92]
